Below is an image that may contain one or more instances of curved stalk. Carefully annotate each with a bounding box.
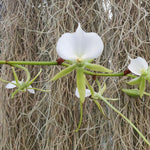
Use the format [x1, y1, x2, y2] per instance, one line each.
[84, 70, 124, 77]
[0, 60, 69, 67]
[99, 95, 150, 146]
[75, 101, 83, 132]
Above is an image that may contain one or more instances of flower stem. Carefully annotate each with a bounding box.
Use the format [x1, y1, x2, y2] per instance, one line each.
[99, 95, 150, 146]
[75, 101, 83, 132]
[84, 70, 124, 77]
[0, 60, 69, 67]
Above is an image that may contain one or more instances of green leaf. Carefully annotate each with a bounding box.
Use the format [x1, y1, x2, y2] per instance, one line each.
[139, 78, 146, 98]
[85, 63, 112, 73]
[51, 64, 76, 81]
[76, 68, 86, 103]
[122, 89, 140, 97]
[127, 77, 141, 85]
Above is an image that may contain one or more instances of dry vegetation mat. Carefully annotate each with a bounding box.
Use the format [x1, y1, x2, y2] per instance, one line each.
[0, 0, 150, 149]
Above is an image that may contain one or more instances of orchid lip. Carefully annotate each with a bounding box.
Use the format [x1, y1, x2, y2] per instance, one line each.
[56, 23, 104, 61]
[128, 57, 148, 76]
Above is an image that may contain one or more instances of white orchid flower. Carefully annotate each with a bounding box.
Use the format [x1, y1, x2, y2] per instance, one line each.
[52, 23, 111, 104]
[128, 57, 148, 76]
[56, 23, 104, 62]
[6, 80, 35, 94]
[75, 88, 91, 98]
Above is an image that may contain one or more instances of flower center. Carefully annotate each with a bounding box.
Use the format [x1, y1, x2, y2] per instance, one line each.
[141, 69, 147, 76]
[77, 58, 83, 62]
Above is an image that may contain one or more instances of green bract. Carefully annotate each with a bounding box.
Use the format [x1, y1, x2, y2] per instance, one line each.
[122, 88, 150, 97]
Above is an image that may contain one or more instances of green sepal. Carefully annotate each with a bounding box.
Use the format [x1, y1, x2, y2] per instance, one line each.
[51, 64, 76, 81]
[27, 69, 42, 86]
[12, 67, 19, 86]
[127, 77, 141, 85]
[85, 78, 94, 95]
[146, 76, 150, 82]
[76, 68, 86, 103]
[139, 78, 146, 98]
[100, 83, 106, 95]
[122, 89, 140, 97]
[85, 63, 112, 73]
[92, 99, 108, 119]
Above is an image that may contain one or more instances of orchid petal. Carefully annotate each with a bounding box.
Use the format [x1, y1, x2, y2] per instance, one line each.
[27, 85, 35, 94]
[56, 23, 103, 61]
[128, 57, 148, 75]
[75, 88, 91, 98]
[6, 81, 17, 89]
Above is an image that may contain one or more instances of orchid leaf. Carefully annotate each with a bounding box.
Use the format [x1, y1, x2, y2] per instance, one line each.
[127, 77, 141, 85]
[51, 64, 76, 81]
[85, 63, 112, 73]
[76, 68, 85, 103]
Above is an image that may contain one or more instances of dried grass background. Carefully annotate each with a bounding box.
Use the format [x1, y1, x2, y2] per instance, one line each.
[0, 0, 150, 149]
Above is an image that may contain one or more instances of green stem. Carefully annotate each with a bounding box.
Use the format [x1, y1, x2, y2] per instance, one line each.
[0, 60, 69, 67]
[100, 95, 150, 146]
[144, 92, 150, 96]
[84, 70, 124, 77]
[75, 101, 83, 132]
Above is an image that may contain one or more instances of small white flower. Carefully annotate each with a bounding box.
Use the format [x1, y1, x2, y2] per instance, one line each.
[6, 80, 35, 94]
[128, 57, 148, 76]
[56, 23, 104, 61]
[75, 88, 91, 98]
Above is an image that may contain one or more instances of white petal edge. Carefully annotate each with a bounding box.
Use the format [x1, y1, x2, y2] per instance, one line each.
[75, 88, 91, 98]
[27, 85, 35, 94]
[128, 57, 148, 75]
[6, 81, 17, 89]
[56, 23, 103, 61]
